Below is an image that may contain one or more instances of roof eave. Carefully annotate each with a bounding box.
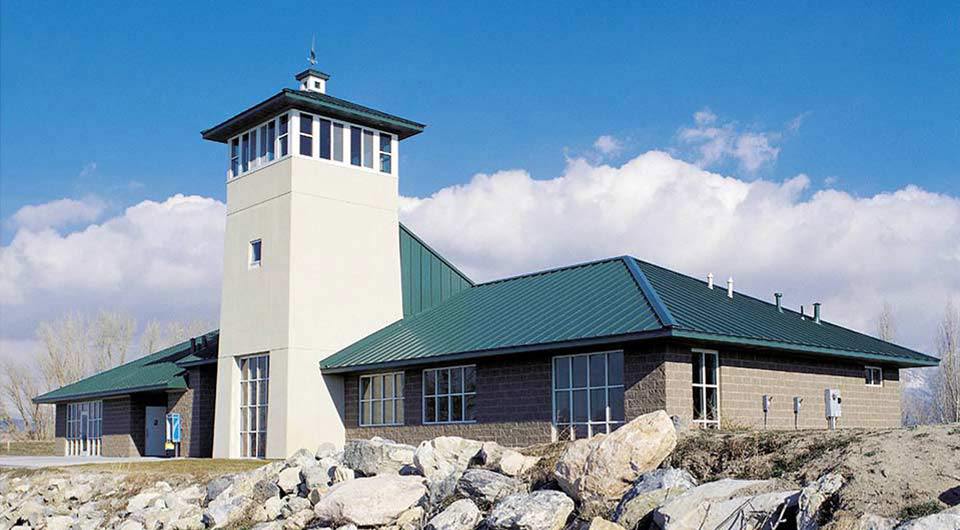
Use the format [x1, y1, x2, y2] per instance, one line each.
[32, 381, 185, 405]
[669, 329, 940, 368]
[201, 90, 425, 143]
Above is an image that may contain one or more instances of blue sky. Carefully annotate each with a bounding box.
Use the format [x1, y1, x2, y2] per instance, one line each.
[2, 1, 958, 224]
[2, 2, 959, 360]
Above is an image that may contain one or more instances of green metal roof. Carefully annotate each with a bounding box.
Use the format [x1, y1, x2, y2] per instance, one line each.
[319, 257, 665, 371]
[33, 331, 219, 404]
[400, 223, 473, 317]
[321, 256, 939, 372]
[201, 89, 425, 143]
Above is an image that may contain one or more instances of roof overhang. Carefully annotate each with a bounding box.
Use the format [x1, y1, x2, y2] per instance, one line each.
[32, 382, 184, 405]
[201, 89, 425, 143]
[319, 327, 939, 374]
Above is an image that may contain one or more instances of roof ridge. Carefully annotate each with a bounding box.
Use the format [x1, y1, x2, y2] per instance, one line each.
[622, 257, 676, 328]
[474, 256, 626, 287]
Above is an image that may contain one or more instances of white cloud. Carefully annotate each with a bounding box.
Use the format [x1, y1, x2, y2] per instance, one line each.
[0, 194, 225, 340]
[11, 197, 105, 231]
[400, 151, 960, 354]
[678, 108, 804, 172]
[593, 135, 623, 156]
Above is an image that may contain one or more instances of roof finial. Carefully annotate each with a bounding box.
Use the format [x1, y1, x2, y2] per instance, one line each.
[308, 34, 317, 65]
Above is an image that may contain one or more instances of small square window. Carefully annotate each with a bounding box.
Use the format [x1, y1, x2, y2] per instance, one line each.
[249, 239, 262, 268]
[314, 81, 321, 88]
[865, 366, 882, 387]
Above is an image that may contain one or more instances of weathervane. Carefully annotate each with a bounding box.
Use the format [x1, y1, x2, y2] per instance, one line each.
[308, 34, 317, 65]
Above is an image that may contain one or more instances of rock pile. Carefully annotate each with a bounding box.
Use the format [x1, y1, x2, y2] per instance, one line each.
[2, 410, 957, 530]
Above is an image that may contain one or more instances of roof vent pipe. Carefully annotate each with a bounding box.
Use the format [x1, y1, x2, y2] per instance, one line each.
[814, 302, 822, 324]
[707, 273, 714, 289]
[190, 337, 197, 352]
[774, 292, 783, 312]
[800, 305, 806, 320]
[727, 277, 734, 298]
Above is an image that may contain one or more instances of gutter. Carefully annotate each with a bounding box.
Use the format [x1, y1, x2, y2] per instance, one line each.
[32, 383, 182, 405]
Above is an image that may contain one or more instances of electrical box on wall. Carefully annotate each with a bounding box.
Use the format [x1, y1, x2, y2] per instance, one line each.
[824, 389, 842, 418]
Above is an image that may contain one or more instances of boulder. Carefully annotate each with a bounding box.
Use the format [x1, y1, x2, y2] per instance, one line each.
[653, 479, 797, 530]
[476, 441, 506, 469]
[206, 476, 234, 503]
[278, 466, 303, 495]
[554, 410, 677, 515]
[455, 469, 526, 506]
[303, 464, 332, 491]
[44, 515, 75, 530]
[415, 436, 484, 504]
[203, 493, 253, 529]
[588, 517, 626, 530]
[425, 499, 483, 530]
[307, 487, 327, 504]
[286, 448, 315, 469]
[316, 442, 338, 460]
[251, 496, 284, 522]
[127, 490, 165, 512]
[251, 522, 284, 530]
[282, 496, 313, 518]
[284, 508, 316, 530]
[895, 511, 960, 530]
[253, 479, 281, 501]
[498, 450, 540, 477]
[331, 465, 354, 484]
[611, 468, 697, 530]
[857, 514, 898, 530]
[177, 485, 205, 504]
[397, 506, 425, 530]
[313, 474, 427, 527]
[796, 473, 844, 530]
[485, 490, 575, 530]
[63, 483, 93, 503]
[342, 437, 416, 476]
[118, 521, 146, 530]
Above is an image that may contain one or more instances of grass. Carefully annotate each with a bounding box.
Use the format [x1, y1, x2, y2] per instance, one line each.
[0, 440, 57, 456]
[898, 500, 943, 520]
[64, 458, 272, 476]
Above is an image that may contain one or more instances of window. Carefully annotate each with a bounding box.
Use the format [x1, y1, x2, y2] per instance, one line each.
[65, 401, 102, 456]
[333, 123, 344, 161]
[380, 133, 392, 174]
[350, 126, 362, 166]
[259, 125, 267, 164]
[230, 138, 240, 177]
[360, 372, 404, 426]
[865, 366, 883, 387]
[240, 354, 269, 458]
[423, 366, 476, 424]
[363, 129, 374, 168]
[318, 118, 331, 160]
[241, 133, 250, 172]
[248, 128, 258, 168]
[249, 239, 262, 268]
[553, 352, 624, 439]
[278, 115, 289, 157]
[692, 349, 719, 428]
[266, 121, 276, 161]
[299, 113, 313, 156]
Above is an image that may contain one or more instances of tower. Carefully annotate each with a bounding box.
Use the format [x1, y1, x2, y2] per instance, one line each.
[201, 69, 424, 458]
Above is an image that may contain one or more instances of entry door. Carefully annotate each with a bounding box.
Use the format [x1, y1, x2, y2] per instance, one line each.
[144, 407, 166, 456]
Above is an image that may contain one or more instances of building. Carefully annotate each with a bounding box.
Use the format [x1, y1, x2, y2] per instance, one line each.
[34, 69, 939, 458]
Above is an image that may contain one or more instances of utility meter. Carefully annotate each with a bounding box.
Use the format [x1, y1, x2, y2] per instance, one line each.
[824, 389, 842, 429]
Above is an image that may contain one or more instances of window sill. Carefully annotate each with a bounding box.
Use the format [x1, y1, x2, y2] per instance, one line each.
[423, 420, 478, 425]
[358, 423, 404, 428]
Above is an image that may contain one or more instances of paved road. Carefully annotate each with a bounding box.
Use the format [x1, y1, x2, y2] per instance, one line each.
[0, 456, 165, 468]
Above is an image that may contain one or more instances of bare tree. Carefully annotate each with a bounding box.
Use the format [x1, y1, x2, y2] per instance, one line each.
[92, 310, 136, 371]
[0, 359, 50, 439]
[36, 312, 93, 390]
[875, 302, 897, 342]
[141, 318, 214, 355]
[934, 300, 960, 423]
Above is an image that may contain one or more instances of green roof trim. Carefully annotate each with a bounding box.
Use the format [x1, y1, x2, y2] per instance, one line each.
[34, 330, 219, 404]
[295, 69, 330, 81]
[320, 256, 939, 372]
[202, 89, 425, 143]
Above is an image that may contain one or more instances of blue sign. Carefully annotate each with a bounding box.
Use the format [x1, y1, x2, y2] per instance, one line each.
[166, 413, 182, 443]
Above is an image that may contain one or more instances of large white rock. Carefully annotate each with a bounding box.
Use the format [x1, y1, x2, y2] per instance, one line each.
[895, 510, 960, 530]
[612, 468, 698, 529]
[415, 436, 484, 503]
[653, 479, 796, 530]
[485, 490, 575, 530]
[857, 513, 898, 530]
[44, 515, 76, 530]
[554, 410, 677, 514]
[425, 499, 483, 530]
[498, 450, 540, 477]
[313, 474, 427, 527]
[588, 517, 625, 530]
[455, 469, 526, 506]
[796, 473, 844, 530]
[342, 437, 416, 476]
[278, 466, 303, 495]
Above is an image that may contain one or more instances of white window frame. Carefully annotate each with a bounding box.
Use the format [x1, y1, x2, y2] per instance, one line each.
[422, 365, 477, 425]
[359, 372, 405, 427]
[379, 132, 393, 174]
[692, 348, 720, 428]
[227, 112, 292, 181]
[65, 400, 102, 456]
[249, 239, 262, 268]
[551, 351, 625, 440]
[239, 353, 269, 458]
[865, 365, 883, 387]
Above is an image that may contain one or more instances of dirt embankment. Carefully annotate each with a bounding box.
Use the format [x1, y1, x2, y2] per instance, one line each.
[665, 423, 960, 525]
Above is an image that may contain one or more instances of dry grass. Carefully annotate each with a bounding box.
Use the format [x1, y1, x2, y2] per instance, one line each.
[0, 440, 57, 456]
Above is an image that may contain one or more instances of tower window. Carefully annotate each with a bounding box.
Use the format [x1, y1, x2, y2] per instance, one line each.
[363, 129, 374, 168]
[259, 125, 267, 163]
[333, 123, 344, 162]
[247, 128, 258, 168]
[230, 138, 239, 177]
[299, 113, 313, 157]
[241, 133, 250, 172]
[350, 126, 361, 166]
[279, 115, 289, 157]
[249, 239, 262, 268]
[319, 119, 331, 160]
[379, 133, 392, 174]
[266, 121, 276, 161]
